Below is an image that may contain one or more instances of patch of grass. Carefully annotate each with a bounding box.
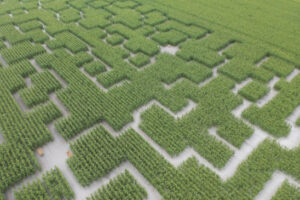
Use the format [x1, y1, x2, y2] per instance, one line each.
[68, 127, 125, 186]
[87, 171, 147, 200]
[178, 39, 225, 67]
[27, 29, 49, 43]
[238, 80, 269, 102]
[144, 11, 167, 25]
[296, 117, 300, 126]
[152, 30, 187, 46]
[59, 8, 80, 23]
[262, 57, 295, 77]
[0, 41, 45, 64]
[129, 53, 150, 68]
[156, 20, 207, 39]
[107, 34, 124, 45]
[19, 20, 42, 32]
[124, 36, 159, 56]
[274, 78, 288, 90]
[84, 61, 106, 76]
[14, 167, 74, 200]
[272, 181, 300, 200]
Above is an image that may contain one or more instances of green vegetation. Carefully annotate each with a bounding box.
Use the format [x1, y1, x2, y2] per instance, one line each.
[154, 74, 252, 150]
[27, 29, 49, 43]
[179, 140, 300, 199]
[89, 1, 110, 9]
[243, 75, 300, 137]
[109, 6, 143, 29]
[46, 32, 87, 54]
[19, 20, 42, 32]
[141, 0, 300, 64]
[84, 61, 106, 76]
[144, 11, 166, 26]
[86, 171, 147, 200]
[79, 8, 111, 29]
[16, 180, 49, 200]
[124, 36, 159, 56]
[152, 30, 187, 46]
[251, 67, 274, 83]
[156, 20, 207, 39]
[0, 41, 5, 49]
[0, 193, 4, 200]
[14, 167, 74, 200]
[70, 126, 300, 199]
[177, 39, 225, 67]
[0, 41, 45, 64]
[272, 181, 300, 200]
[262, 57, 295, 77]
[0, 143, 40, 192]
[297, 117, 300, 126]
[68, 127, 125, 186]
[20, 70, 61, 107]
[0, 24, 30, 45]
[0, 0, 299, 198]
[0, 58, 58, 194]
[129, 53, 150, 68]
[114, 1, 138, 9]
[0, 83, 52, 150]
[26, 101, 62, 124]
[43, 0, 68, 12]
[59, 8, 80, 23]
[274, 78, 289, 91]
[218, 58, 253, 82]
[10, 9, 25, 16]
[106, 34, 124, 46]
[238, 80, 269, 102]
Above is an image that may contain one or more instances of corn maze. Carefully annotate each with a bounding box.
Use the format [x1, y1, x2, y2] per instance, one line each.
[0, 0, 300, 199]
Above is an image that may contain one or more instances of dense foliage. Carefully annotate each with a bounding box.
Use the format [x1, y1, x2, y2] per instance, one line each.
[0, 0, 299, 198]
[14, 167, 74, 200]
[68, 127, 125, 186]
[238, 80, 269, 102]
[129, 53, 150, 68]
[0, 193, 4, 200]
[20, 70, 61, 107]
[0, 41, 45, 64]
[262, 57, 295, 77]
[87, 171, 147, 200]
[271, 181, 300, 200]
[83, 61, 106, 76]
[0, 143, 40, 192]
[297, 117, 300, 126]
[106, 34, 124, 46]
[243, 75, 300, 137]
